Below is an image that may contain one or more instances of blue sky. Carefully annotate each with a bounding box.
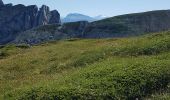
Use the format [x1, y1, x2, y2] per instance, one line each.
[3, 0, 170, 17]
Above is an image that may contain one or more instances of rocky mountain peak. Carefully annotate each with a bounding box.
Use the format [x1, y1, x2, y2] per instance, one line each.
[37, 5, 50, 25]
[49, 10, 61, 24]
[0, 1, 61, 44]
[40, 5, 50, 11]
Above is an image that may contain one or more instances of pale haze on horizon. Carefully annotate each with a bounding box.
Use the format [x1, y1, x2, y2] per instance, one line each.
[3, 0, 170, 17]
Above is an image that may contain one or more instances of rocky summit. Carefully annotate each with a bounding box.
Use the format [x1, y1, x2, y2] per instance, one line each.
[0, 0, 60, 44]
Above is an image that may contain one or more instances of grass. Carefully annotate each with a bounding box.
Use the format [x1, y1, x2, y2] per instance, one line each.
[0, 44, 30, 59]
[0, 31, 170, 99]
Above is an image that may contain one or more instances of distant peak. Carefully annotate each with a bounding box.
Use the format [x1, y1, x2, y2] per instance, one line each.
[67, 13, 83, 17]
[66, 13, 92, 18]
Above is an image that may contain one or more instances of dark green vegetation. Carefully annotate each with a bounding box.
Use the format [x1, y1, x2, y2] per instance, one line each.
[0, 31, 170, 99]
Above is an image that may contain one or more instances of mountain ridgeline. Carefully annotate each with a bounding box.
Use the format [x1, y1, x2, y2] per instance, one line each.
[13, 10, 170, 44]
[0, 0, 60, 44]
[1, 0, 170, 44]
[84, 10, 170, 38]
[61, 13, 105, 23]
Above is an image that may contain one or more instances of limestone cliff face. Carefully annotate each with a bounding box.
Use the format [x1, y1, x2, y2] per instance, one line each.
[49, 10, 61, 24]
[37, 5, 50, 25]
[0, 0, 60, 44]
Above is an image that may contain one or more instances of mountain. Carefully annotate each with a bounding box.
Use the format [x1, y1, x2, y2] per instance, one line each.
[12, 10, 170, 44]
[2, 6, 170, 45]
[61, 13, 106, 23]
[61, 13, 95, 23]
[0, 0, 60, 44]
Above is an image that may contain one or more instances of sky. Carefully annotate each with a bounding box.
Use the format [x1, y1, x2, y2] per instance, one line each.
[3, 0, 170, 17]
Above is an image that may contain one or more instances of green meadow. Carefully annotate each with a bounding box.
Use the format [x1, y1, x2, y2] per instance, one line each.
[0, 31, 170, 100]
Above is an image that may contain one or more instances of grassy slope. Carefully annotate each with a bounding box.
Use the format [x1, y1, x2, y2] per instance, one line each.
[0, 31, 170, 99]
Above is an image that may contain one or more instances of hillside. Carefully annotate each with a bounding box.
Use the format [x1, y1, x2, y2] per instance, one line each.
[12, 10, 170, 45]
[0, 31, 170, 99]
[83, 10, 170, 38]
[13, 22, 88, 44]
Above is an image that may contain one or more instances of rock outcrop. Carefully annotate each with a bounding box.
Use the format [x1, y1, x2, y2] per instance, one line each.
[49, 10, 61, 24]
[0, 0, 60, 44]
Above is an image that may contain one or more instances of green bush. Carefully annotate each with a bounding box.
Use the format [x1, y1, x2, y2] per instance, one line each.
[71, 50, 105, 67]
[5, 55, 170, 100]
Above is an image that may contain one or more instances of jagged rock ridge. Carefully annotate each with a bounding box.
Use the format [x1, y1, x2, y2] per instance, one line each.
[0, 0, 60, 44]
